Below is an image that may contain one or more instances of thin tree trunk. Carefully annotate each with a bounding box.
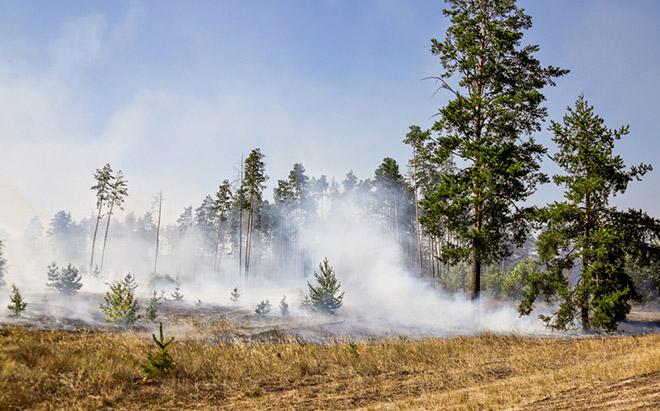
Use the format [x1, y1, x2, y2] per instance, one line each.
[471, 206, 482, 300]
[89, 204, 103, 273]
[213, 218, 223, 273]
[581, 194, 591, 330]
[245, 198, 254, 276]
[99, 200, 115, 273]
[154, 191, 162, 274]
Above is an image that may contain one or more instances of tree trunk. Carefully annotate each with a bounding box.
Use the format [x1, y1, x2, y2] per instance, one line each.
[89, 204, 103, 273]
[471, 204, 482, 300]
[581, 194, 591, 330]
[245, 198, 254, 276]
[154, 191, 162, 274]
[99, 200, 115, 273]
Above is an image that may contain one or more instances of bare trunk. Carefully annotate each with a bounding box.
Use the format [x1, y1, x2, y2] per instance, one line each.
[581, 194, 591, 330]
[244, 198, 254, 276]
[154, 191, 162, 274]
[99, 200, 115, 273]
[89, 204, 103, 273]
[471, 208, 482, 300]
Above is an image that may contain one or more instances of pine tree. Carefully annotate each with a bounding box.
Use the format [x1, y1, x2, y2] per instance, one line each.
[46, 263, 82, 295]
[306, 258, 344, 314]
[7, 285, 27, 316]
[279, 295, 289, 317]
[230, 287, 240, 303]
[170, 286, 183, 302]
[0, 240, 6, 288]
[255, 299, 271, 316]
[99, 170, 128, 273]
[145, 290, 163, 321]
[212, 180, 233, 272]
[100, 280, 140, 326]
[519, 96, 660, 331]
[141, 322, 175, 378]
[243, 148, 268, 276]
[374, 158, 407, 244]
[420, 0, 568, 299]
[90, 163, 113, 273]
[123, 273, 138, 293]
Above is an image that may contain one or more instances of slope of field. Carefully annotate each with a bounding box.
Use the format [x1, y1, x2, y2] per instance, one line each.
[1, 327, 658, 410]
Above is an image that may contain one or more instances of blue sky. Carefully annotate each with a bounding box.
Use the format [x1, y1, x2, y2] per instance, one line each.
[0, 0, 659, 228]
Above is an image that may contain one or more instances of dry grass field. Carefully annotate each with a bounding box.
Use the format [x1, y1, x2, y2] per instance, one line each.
[1, 325, 658, 410]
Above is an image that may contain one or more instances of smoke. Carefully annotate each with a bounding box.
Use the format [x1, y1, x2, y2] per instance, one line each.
[0, 184, 549, 338]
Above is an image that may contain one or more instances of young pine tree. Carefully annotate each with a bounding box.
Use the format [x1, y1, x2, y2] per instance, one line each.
[46, 263, 82, 295]
[279, 295, 289, 317]
[230, 287, 240, 303]
[145, 290, 163, 321]
[420, 0, 568, 299]
[255, 299, 271, 316]
[100, 280, 140, 326]
[141, 322, 175, 379]
[170, 286, 183, 302]
[7, 285, 27, 316]
[306, 258, 344, 314]
[123, 273, 138, 293]
[519, 96, 660, 331]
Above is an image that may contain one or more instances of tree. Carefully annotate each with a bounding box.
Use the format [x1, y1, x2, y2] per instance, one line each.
[46, 263, 83, 295]
[243, 148, 268, 275]
[0, 240, 6, 288]
[255, 299, 271, 316]
[519, 96, 660, 330]
[100, 280, 140, 326]
[123, 273, 138, 293]
[420, 0, 567, 299]
[212, 180, 233, 272]
[279, 295, 289, 317]
[170, 285, 183, 301]
[145, 291, 163, 321]
[153, 190, 164, 274]
[48, 211, 86, 262]
[230, 287, 240, 303]
[99, 170, 128, 273]
[374, 158, 407, 244]
[141, 322, 175, 379]
[195, 195, 217, 255]
[306, 258, 344, 314]
[90, 163, 113, 272]
[7, 285, 27, 316]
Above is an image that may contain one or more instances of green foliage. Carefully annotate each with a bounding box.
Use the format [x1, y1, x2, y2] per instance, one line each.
[7, 284, 27, 316]
[141, 322, 175, 379]
[279, 295, 289, 317]
[255, 300, 271, 316]
[519, 96, 660, 331]
[46, 263, 83, 295]
[170, 286, 183, 302]
[230, 287, 240, 303]
[417, 0, 567, 299]
[145, 290, 163, 322]
[122, 273, 138, 292]
[483, 259, 538, 298]
[243, 148, 268, 203]
[626, 255, 660, 303]
[306, 258, 344, 315]
[100, 280, 140, 326]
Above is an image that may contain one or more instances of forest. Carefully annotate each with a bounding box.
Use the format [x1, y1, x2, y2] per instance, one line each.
[1, 0, 659, 409]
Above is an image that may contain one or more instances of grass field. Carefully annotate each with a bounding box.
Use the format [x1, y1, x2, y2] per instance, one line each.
[1, 326, 658, 410]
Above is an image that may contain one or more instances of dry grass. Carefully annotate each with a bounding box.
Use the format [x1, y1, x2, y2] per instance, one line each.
[0, 327, 658, 410]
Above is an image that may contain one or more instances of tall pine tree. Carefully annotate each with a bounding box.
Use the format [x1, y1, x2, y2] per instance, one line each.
[420, 0, 567, 299]
[519, 96, 660, 330]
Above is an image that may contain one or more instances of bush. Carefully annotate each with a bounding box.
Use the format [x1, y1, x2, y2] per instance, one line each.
[145, 291, 163, 322]
[279, 295, 289, 317]
[230, 287, 240, 303]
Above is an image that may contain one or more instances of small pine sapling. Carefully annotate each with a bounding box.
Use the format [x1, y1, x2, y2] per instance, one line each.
[145, 290, 163, 321]
[46, 263, 83, 295]
[7, 285, 27, 316]
[141, 322, 175, 379]
[123, 273, 138, 292]
[279, 295, 289, 317]
[306, 258, 344, 314]
[91, 265, 101, 278]
[100, 280, 140, 326]
[230, 286, 240, 303]
[170, 286, 183, 301]
[255, 299, 271, 316]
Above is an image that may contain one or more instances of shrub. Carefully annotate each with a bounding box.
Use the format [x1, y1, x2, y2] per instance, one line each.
[279, 295, 289, 317]
[230, 287, 240, 303]
[145, 290, 163, 322]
